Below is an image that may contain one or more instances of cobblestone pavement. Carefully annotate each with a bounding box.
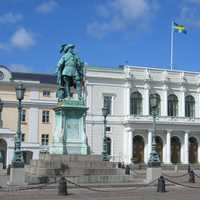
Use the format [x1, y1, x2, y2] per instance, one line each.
[1, 186, 200, 200]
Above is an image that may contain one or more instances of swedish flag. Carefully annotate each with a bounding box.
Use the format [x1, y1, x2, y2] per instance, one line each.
[174, 22, 187, 34]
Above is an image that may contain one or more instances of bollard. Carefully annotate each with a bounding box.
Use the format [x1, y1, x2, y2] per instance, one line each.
[189, 170, 195, 183]
[58, 176, 68, 195]
[125, 165, 130, 175]
[157, 176, 166, 193]
[118, 162, 122, 168]
[187, 165, 191, 174]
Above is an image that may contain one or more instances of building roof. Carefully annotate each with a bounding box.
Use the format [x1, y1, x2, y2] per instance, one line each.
[12, 72, 57, 84]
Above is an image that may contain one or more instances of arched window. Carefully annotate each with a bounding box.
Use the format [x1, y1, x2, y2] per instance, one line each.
[149, 93, 161, 115]
[168, 94, 178, 117]
[185, 95, 195, 118]
[106, 137, 111, 155]
[130, 92, 142, 116]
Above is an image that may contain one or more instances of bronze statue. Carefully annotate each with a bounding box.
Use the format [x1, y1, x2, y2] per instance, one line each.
[56, 44, 84, 100]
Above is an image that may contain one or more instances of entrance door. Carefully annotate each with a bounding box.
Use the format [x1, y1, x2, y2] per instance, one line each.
[132, 135, 144, 163]
[189, 137, 198, 163]
[171, 136, 181, 164]
[155, 136, 163, 162]
[0, 139, 7, 168]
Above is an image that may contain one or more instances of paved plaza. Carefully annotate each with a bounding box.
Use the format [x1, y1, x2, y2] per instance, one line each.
[0, 186, 200, 200]
[1, 169, 200, 199]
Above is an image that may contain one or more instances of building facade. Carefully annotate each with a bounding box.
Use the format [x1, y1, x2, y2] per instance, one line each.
[0, 64, 200, 167]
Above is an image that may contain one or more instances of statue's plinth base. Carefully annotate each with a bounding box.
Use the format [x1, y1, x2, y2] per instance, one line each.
[9, 167, 25, 185]
[49, 99, 88, 155]
[146, 167, 161, 183]
[50, 143, 88, 155]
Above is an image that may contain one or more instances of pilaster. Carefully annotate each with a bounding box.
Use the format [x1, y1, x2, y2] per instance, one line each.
[161, 85, 168, 116]
[147, 129, 152, 161]
[183, 131, 189, 164]
[124, 82, 131, 116]
[179, 86, 185, 117]
[165, 130, 171, 164]
[143, 83, 150, 116]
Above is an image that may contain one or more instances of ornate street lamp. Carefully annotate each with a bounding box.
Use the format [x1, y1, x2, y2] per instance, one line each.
[0, 98, 3, 128]
[102, 106, 109, 161]
[12, 83, 25, 168]
[148, 94, 161, 167]
[0, 98, 3, 164]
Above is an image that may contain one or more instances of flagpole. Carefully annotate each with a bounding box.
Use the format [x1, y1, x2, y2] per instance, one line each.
[170, 21, 174, 70]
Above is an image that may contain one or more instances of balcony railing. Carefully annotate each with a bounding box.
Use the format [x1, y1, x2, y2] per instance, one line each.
[125, 115, 200, 124]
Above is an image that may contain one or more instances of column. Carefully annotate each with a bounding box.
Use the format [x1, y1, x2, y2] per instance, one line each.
[147, 130, 152, 161]
[183, 131, 189, 164]
[124, 83, 131, 116]
[166, 130, 171, 164]
[179, 87, 185, 117]
[196, 88, 200, 118]
[143, 83, 150, 116]
[161, 85, 168, 116]
[28, 108, 39, 143]
[123, 128, 133, 164]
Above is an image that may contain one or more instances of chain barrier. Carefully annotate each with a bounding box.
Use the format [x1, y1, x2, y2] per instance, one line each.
[0, 177, 158, 193]
[162, 172, 188, 178]
[165, 177, 200, 189]
[65, 177, 158, 193]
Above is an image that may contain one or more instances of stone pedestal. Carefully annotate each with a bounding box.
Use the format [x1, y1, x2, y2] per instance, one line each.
[9, 167, 25, 185]
[50, 99, 88, 155]
[146, 167, 161, 183]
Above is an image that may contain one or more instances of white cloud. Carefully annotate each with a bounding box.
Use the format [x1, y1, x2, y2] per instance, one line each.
[183, 0, 200, 4]
[9, 64, 31, 72]
[87, 0, 158, 38]
[0, 12, 23, 24]
[36, 0, 58, 14]
[10, 28, 35, 49]
[179, 0, 200, 28]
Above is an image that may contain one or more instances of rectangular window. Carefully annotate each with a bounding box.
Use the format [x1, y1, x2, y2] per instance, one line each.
[21, 133, 25, 142]
[41, 134, 49, 145]
[103, 96, 112, 115]
[21, 109, 26, 122]
[42, 110, 50, 123]
[43, 90, 50, 97]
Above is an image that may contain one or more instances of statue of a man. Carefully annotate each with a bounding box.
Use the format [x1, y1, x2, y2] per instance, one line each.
[56, 44, 84, 100]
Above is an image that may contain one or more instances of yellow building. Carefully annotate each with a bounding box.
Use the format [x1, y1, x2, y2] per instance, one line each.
[0, 65, 57, 167]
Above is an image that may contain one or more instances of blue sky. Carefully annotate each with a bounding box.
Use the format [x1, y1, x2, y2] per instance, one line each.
[0, 0, 200, 74]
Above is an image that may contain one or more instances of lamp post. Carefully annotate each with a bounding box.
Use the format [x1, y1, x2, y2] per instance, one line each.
[12, 83, 25, 168]
[148, 94, 161, 167]
[0, 99, 3, 164]
[102, 106, 109, 161]
[0, 98, 3, 128]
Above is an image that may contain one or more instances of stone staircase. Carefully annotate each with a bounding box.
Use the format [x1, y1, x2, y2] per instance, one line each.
[26, 154, 135, 184]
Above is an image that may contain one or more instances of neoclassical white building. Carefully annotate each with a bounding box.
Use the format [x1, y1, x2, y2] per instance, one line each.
[0, 64, 200, 167]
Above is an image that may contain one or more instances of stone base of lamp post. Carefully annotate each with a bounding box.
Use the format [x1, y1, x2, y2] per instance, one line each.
[9, 166, 25, 185]
[146, 167, 161, 183]
[0, 163, 3, 170]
